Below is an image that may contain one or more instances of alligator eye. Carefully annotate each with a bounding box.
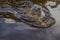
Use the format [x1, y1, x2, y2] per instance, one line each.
[0, 15, 3, 18]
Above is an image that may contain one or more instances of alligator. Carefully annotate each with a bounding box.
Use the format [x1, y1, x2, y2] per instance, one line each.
[0, 1, 56, 28]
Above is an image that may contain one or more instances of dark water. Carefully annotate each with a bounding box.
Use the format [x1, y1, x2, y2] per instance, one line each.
[0, 22, 59, 40]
